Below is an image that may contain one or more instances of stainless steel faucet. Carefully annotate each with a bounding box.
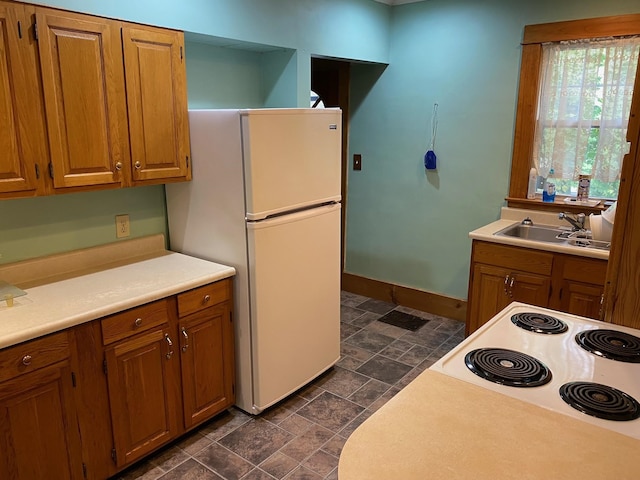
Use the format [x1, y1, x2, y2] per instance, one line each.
[558, 212, 586, 231]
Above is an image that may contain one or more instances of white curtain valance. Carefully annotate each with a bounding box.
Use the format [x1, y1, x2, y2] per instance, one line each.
[533, 36, 640, 184]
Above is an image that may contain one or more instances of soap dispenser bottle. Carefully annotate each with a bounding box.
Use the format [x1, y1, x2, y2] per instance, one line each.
[542, 168, 556, 203]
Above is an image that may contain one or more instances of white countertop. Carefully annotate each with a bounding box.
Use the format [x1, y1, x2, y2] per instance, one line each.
[339, 370, 640, 480]
[469, 207, 608, 260]
[0, 236, 235, 349]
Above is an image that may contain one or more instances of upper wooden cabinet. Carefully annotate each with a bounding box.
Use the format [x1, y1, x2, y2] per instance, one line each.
[0, 1, 48, 197]
[36, 8, 128, 189]
[123, 26, 190, 184]
[0, 1, 190, 199]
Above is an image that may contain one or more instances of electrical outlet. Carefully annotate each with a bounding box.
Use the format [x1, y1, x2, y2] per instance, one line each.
[115, 214, 130, 238]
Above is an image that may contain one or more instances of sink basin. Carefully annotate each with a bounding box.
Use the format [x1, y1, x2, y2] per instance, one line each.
[495, 224, 569, 243]
[494, 223, 610, 251]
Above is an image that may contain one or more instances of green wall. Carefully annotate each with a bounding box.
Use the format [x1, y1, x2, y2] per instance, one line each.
[345, 0, 640, 300]
[0, 187, 166, 264]
[3, 0, 638, 304]
[1, 0, 389, 265]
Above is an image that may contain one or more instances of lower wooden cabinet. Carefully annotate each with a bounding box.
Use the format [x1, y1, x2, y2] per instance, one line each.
[467, 241, 607, 335]
[0, 278, 234, 478]
[179, 305, 234, 429]
[468, 263, 551, 334]
[551, 255, 607, 321]
[104, 325, 181, 468]
[101, 279, 234, 469]
[0, 332, 84, 480]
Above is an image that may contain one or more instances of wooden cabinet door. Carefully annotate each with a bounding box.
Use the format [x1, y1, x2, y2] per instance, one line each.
[0, 2, 47, 196]
[122, 25, 190, 184]
[0, 362, 83, 480]
[468, 264, 514, 334]
[105, 327, 180, 468]
[468, 263, 550, 334]
[509, 270, 551, 308]
[36, 9, 128, 189]
[179, 304, 235, 429]
[559, 280, 604, 320]
[551, 255, 607, 321]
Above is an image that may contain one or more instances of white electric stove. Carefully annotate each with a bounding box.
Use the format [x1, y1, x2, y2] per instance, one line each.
[431, 302, 640, 440]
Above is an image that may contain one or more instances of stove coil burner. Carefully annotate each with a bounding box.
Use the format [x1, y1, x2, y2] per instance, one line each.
[464, 348, 552, 387]
[511, 312, 568, 334]
[560, 382, 640, 422]
[575, 329, 640, 363]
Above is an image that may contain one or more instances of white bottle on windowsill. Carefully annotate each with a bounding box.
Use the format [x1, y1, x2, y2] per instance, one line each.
[527, 167, 537, 199]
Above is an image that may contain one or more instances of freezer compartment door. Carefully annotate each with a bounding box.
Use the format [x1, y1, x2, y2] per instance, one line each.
[242, 108, 342, 220]
[246, 203, 341, 411]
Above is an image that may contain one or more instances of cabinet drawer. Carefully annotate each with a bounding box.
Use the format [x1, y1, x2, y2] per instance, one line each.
[0, 331, 70, 383]
[558, 255, 607, 285]
[101, 299, 169, 345]
[177, 280, 231, 318]
[473, 241, 553, 276]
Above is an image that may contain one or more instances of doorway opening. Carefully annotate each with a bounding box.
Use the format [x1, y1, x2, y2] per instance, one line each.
[311, 57, 350, 278]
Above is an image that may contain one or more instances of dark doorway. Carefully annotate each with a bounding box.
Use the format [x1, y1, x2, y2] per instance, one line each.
[311, 58, 350, 277]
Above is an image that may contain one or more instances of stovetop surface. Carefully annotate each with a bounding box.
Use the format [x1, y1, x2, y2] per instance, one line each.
[430, 302, 640, 439]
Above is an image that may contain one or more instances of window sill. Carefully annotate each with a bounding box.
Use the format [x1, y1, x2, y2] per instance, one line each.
[506, 196, 607, 215]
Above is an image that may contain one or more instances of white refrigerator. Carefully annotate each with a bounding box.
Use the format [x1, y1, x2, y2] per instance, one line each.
[166, 108, 342, 414]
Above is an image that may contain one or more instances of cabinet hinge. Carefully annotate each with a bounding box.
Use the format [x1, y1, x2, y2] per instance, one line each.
[71, 371, 77, 387]
[103, 358, 108, 375]
[48, 162, 54, 179]
[82, 463, 87, 479]
[33, 21, 38, 41]
[229, 311, 233, 323]
[558, 287, 563, 300]
[232, 383, 235, 395]
[17, 20, 22, 39]
[180, 45, 183, 61]
[111, 448, 117, 465]
[186, 155, 189, 168]
[35, 163, 40, 179]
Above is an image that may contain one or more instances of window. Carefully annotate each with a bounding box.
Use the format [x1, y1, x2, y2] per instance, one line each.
[508, 14, 640, 209]
[534, 37, 640, 199]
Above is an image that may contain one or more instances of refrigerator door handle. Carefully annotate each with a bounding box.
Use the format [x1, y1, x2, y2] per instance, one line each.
[247, 202, 340, 229]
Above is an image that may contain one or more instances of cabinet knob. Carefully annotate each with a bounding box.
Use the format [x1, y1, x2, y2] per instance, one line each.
[115, 161, 123, 171]
[22, 354, 32, 366]
[134, 318, 143, 328]
[134, 161, 142, 170]
[203, 294, 211, 304]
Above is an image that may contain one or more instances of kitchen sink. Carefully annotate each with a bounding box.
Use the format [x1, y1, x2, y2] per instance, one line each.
[494, 223, 610, 251]
[495, 224, 569, 243]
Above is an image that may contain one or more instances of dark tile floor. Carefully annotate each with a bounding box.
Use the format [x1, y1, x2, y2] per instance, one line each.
[113, 291, 465, 480]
